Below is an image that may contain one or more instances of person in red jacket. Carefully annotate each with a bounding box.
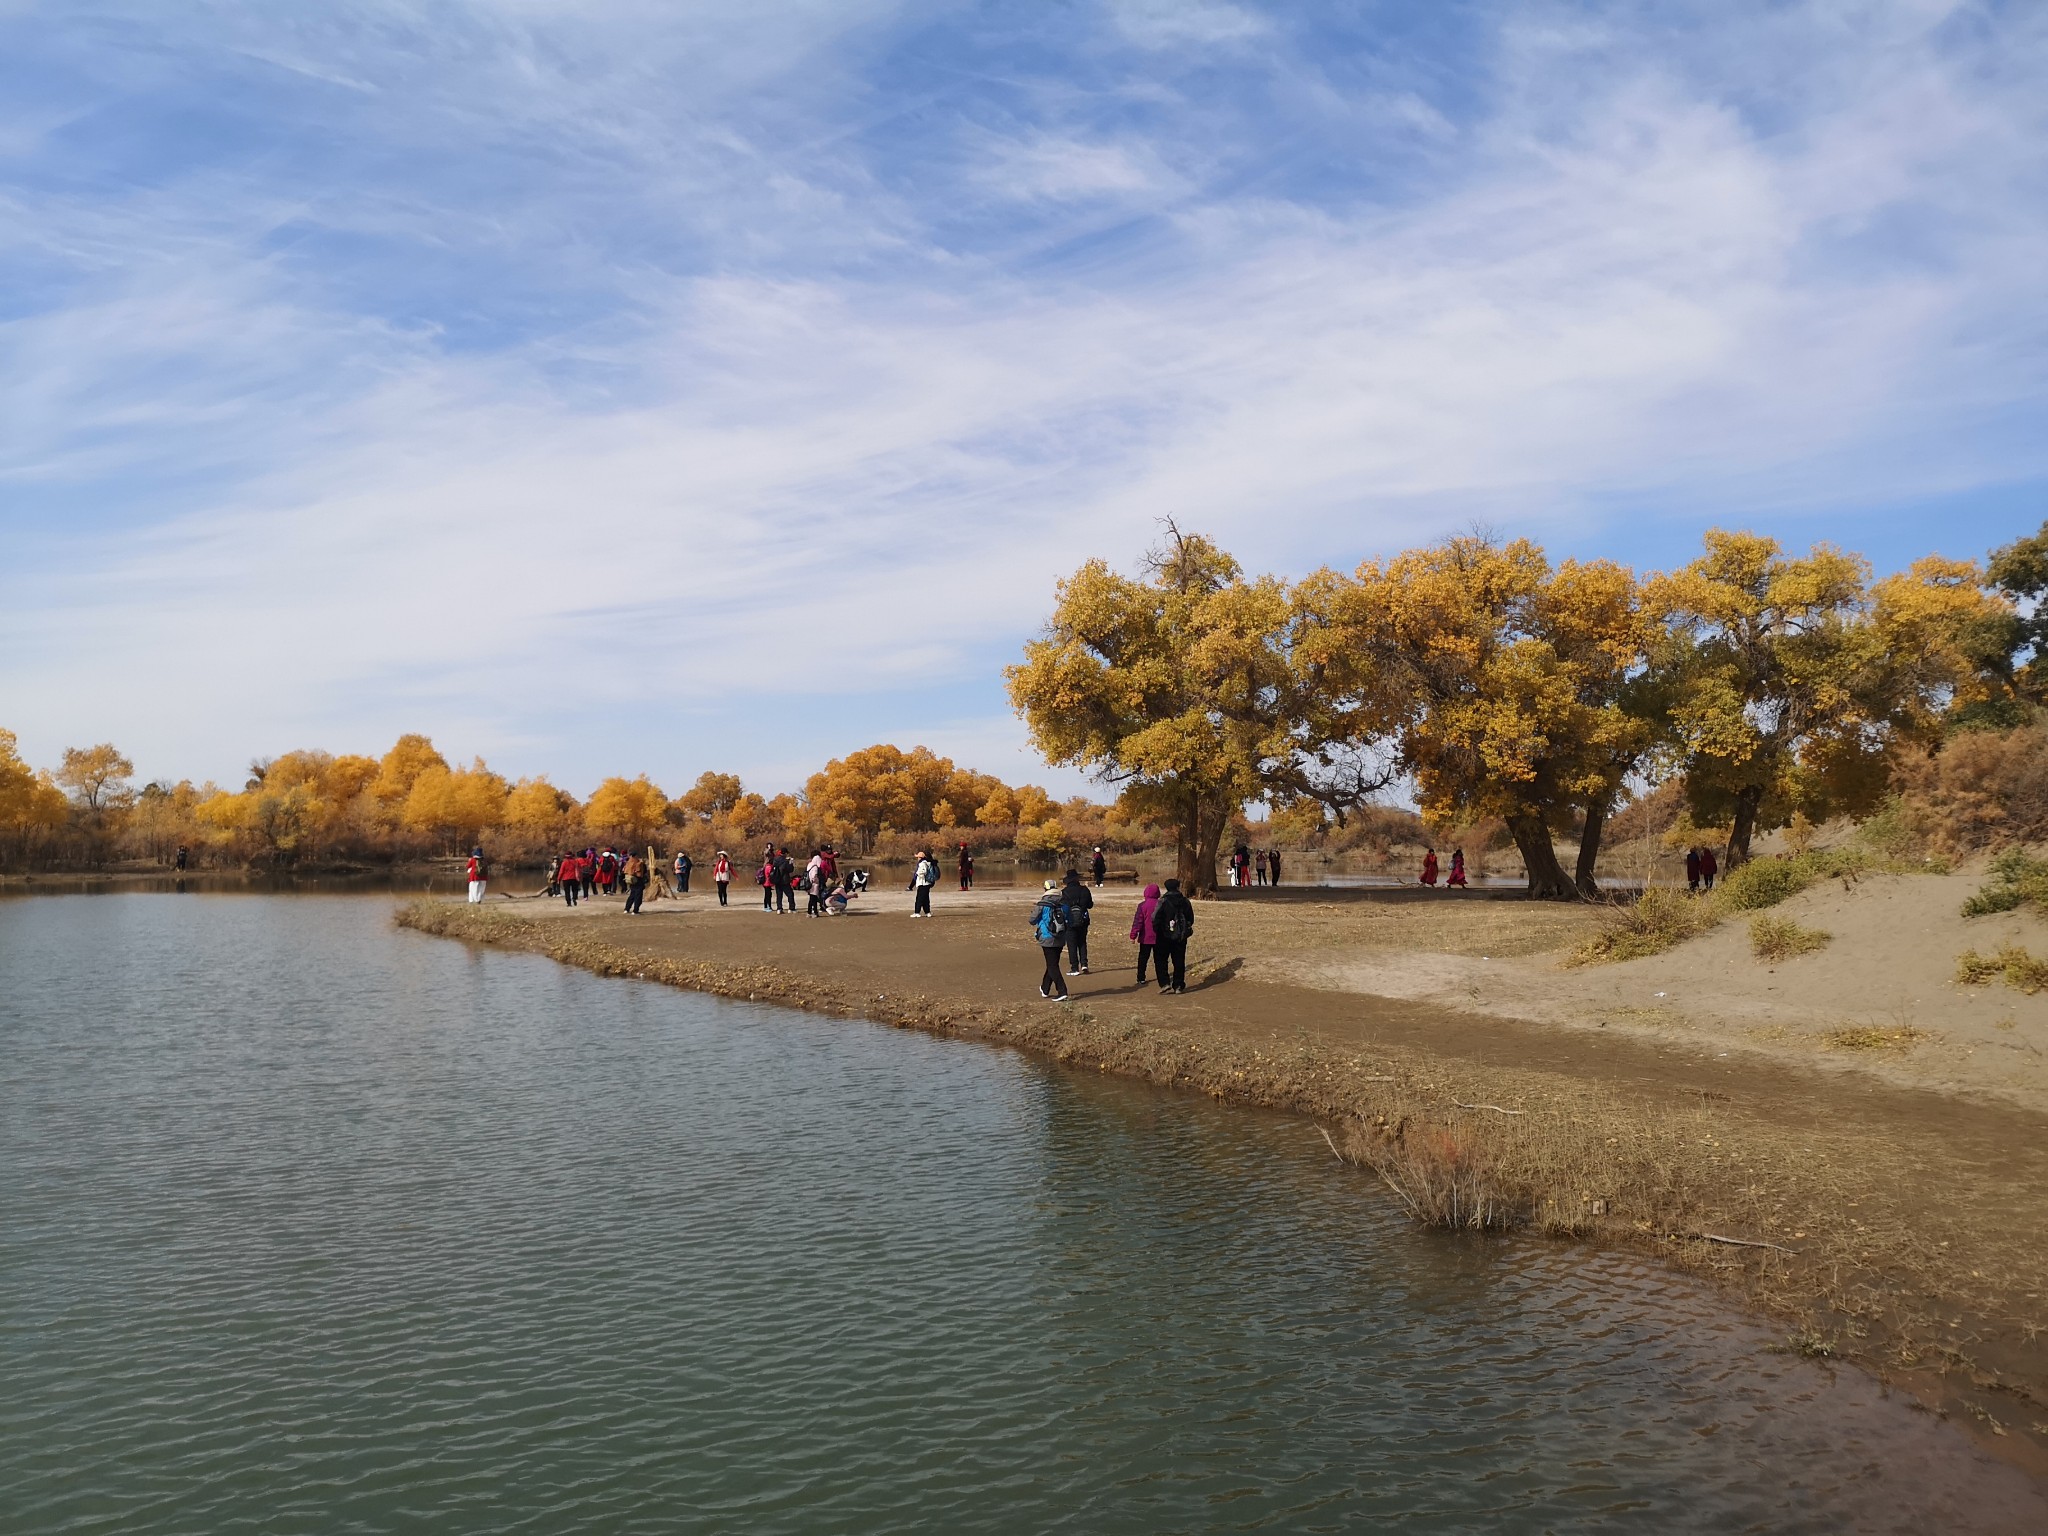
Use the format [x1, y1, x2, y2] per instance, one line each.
[558, 852, 582, 907]
[465, 847, 490, 904]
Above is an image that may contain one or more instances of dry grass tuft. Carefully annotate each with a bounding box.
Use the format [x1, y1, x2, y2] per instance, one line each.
[1820, 1025, 1932, 1052]
[1566, 888, 1716, 966]
[1749, 913, 1832, 963]
[1956, 943, 2048, 996]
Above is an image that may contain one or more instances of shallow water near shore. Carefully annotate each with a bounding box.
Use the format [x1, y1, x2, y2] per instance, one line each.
[3, 894, 2041, 1533]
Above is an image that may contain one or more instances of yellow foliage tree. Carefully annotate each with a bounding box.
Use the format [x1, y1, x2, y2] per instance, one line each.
[677, 771, 745, 824]
[1644, 531, 1994, 865]
[371, 734, 450, 812]
[1010, 528, 1387, 894]
[584, 775, 669, 846]
[401, 759, 508, 850]
[805, 744, 956, 851]
[1299, 536, 1653, 899]
[505, 776, 580, 841]
[56, 742, 136, 821]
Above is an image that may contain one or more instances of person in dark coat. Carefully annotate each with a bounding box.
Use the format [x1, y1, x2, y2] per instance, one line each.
[1090, 846, 1107, 886]
[1700, 846, 1718, 892]
[1029, 879, 1070, 1000]
[1267, 849, 1282, 888]
[1060, 868, 1094, 975]
[1685, 846, 1702, 892]
[1152, 877, 1195, 994]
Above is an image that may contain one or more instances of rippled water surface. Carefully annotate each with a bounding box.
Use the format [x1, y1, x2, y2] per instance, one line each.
[4, 894, 2042, 1534]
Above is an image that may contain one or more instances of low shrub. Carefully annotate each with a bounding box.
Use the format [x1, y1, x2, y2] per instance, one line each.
[1567, 887, 1718, 966]
[1750, 914, 1831, 963]
[1820, 1025, 1932, 1052]
[1961, 849, 2048, 918]
[1956, 944, 2048, 996]
[1894, 721, 2048, 855]
[1717, 857, 1815, 911]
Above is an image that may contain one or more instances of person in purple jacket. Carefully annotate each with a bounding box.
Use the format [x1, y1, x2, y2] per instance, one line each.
[1130, 881, 1161, 987]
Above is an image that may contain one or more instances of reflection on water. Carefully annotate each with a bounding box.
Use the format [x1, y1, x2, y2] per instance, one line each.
[1, 894, 2040, 1534]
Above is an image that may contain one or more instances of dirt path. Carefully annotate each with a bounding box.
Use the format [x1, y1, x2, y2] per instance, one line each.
[406, 882, 2048, 1476]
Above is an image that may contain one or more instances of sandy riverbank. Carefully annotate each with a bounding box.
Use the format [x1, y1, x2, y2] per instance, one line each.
[398, 876, 2048, 1475]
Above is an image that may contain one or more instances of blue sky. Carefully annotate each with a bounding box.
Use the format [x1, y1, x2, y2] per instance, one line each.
[3, 0, 2044, 798]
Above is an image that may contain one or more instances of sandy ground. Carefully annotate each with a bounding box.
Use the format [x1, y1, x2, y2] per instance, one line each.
[1240, 874, 2048, 1111]
[426, 872, 2048, 1473]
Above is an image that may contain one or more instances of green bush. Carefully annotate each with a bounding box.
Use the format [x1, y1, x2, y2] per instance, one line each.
[1716, 856, 1818, 911]
[1956, 943, 2048, 995]
[1961, 849, 2048, 918]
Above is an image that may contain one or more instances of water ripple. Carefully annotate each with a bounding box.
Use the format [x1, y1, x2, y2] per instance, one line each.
[2, 892, 2043, 1533]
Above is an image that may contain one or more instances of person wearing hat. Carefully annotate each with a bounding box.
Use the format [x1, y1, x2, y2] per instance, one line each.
[465, 846, 490, 904]
[712, 849, 732, 906]
[1028, 878, 1071, 1000]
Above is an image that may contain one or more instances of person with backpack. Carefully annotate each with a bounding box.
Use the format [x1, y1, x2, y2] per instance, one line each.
[1028, 879, 1071, 1000]
[911, 849, 938, 916]
[466, 846, 490, 904]
[771, 846, 797, 913]
[712, 850, 732, 906]
[623, 854, 649, 915]
[1059, 868, 1093, 974]
[672, 850, 692, 893]
[1152, 877, 1195, 993]
[1129, 881, 1160, 986]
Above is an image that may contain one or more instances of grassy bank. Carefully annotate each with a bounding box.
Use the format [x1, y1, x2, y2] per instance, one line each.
[398, 899, 2048, 1468]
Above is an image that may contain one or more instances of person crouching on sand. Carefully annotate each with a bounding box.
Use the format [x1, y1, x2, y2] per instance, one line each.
[1130, 882, 1160, 986]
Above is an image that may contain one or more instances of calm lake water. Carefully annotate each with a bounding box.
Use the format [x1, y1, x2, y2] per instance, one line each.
[3, 894, 2042, 1534]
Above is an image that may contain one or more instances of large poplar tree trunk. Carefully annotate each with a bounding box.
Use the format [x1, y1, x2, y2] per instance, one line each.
[1727, 783, 1764, 868]
[1507, 813, 1578, 901]
[1575, 800, 1609, 900]
[1175, 792, 1227, 897]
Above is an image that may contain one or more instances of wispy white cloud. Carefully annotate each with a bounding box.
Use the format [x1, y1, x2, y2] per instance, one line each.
[1, 0, 2044, 792]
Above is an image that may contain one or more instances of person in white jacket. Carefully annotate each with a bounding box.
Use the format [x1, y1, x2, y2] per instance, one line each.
[911, 850, 937, 917]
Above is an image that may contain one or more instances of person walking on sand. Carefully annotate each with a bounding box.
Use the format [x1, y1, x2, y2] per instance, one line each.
[713, 850, 732, 906]
[1447, 848, 1468, 888]
[559, 851, 582, 907]
[623, 854, 649, 915]
[1091, 847, 1107, 886]
[911, 848, 938, 917]
[1060, 868, 1094, 975]
[1029, 879, 1071, 1001]
[1153, 877, 1194, 994]
[581, 847, 597, 899]
[672, 849, 692, 893]
[1700, 845, 1718, 892]
[957, 841, 974, 891]
[1130, 881, 1161, 986]
[466, 846, 490, 904]
[1685, 846, 1702, 892]
[1420, 848, 1438, 887]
